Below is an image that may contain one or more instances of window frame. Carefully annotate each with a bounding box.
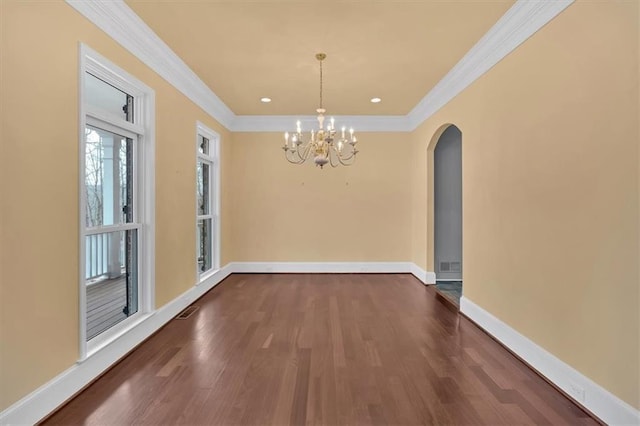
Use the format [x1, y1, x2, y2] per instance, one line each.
[78, 44, 155, 360]
[195, 122, 220, 282]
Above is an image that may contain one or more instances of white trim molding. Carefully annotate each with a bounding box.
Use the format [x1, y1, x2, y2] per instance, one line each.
[230, 115, 412, 133]
[460, 296, 640, 426]
[0, 265, 234, 426]
[229, 262, 434, 285]
[410, 263, 436, 285]
[65, 0, 574, 133]
[231, 261, 409, 274]
[406, 0, 574, 129]
[66, 0, 235, 129]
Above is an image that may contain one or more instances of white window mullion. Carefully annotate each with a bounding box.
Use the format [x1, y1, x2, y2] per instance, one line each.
[86, 223, 140, 235]
[86, 108, 144, 136]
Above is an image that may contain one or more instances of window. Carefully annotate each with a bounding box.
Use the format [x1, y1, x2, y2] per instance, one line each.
[196, 123, 220, 279]
[79, 45, 155, 358]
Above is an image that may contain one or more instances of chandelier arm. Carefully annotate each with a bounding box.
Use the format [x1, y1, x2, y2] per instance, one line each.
[297, 142, 312, 162]
[328, 145, 341, 168]
[334, 148, 351, 167]
[337, 151, 356, 166]
[288, 141, 312, 164]
[290, 143, 303, 162]
[285, 149, 305, 164]
[292, 146, 303, 162]
[285, 157, 304, 165]
[285, 156, 303, 164]
[340, 152, 354, 161]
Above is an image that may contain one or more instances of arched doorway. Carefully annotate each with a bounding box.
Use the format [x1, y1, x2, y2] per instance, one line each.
[428, 124, 462, 305]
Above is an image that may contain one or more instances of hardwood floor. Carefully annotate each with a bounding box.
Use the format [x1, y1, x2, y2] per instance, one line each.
[44, 274, 597, 425]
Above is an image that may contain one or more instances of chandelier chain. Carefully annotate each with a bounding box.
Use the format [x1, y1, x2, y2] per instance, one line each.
[319, 58, 323, 109]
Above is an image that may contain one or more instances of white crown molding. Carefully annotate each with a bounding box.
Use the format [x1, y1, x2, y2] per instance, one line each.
[66, 0, 236, 129]
[460, 296, 640, 426]
[230, 115, 412, 133]
[406, 0, 574, 130]
[65, 0, 573, 132]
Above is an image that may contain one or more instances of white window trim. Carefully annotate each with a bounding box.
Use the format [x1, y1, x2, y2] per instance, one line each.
[78, 43, 155, 361]
[195, 121, 220, 282]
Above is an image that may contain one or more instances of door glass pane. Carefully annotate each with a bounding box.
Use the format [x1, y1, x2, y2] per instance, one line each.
[85, 229, 138, 340]
[85, 126, 134, 227]
[197, 161, 210, 215]
[197, 219, 212, 273]
[85, 73, 133, 122]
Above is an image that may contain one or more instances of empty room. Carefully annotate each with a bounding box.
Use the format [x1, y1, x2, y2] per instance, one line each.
[0, 0, 638, 425]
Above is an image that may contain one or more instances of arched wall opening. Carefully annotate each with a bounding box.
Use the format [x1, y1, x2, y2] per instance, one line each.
[427, 124, 463, 302]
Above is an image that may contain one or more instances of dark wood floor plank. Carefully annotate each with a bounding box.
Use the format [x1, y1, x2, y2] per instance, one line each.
[43, 273, 599, 426]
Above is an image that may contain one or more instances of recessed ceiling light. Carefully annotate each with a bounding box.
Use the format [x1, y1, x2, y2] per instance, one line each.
[370, 97, 381, 103]
[260, 97, 272, 103]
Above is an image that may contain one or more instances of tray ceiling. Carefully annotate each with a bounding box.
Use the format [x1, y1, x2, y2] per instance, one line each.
[126, 0, 514, 116]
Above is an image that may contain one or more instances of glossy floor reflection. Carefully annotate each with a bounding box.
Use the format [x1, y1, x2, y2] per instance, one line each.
[44, 274, 596, 425]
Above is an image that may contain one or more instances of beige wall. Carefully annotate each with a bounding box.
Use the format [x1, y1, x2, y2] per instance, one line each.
[411, 0, 639, 409]
[230, 132, 412, 262]
[0, 0, 231, 410]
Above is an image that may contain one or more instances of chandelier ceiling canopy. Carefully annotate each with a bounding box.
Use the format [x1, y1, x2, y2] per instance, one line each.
[282, 53, 359, 169]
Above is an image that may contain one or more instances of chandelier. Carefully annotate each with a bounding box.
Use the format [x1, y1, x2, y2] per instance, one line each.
[282, 53, 359, 169]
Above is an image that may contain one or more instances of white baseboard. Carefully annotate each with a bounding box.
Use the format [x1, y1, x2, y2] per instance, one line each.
[0, 265, 233, 426]
[0, 262, 434, 425]
[230, 261, 435, 285]
[227, 263, 433, 278]
[230, 261, 405, 273]
[408, 263, 435, 285]
[460, 296, 640, 426]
